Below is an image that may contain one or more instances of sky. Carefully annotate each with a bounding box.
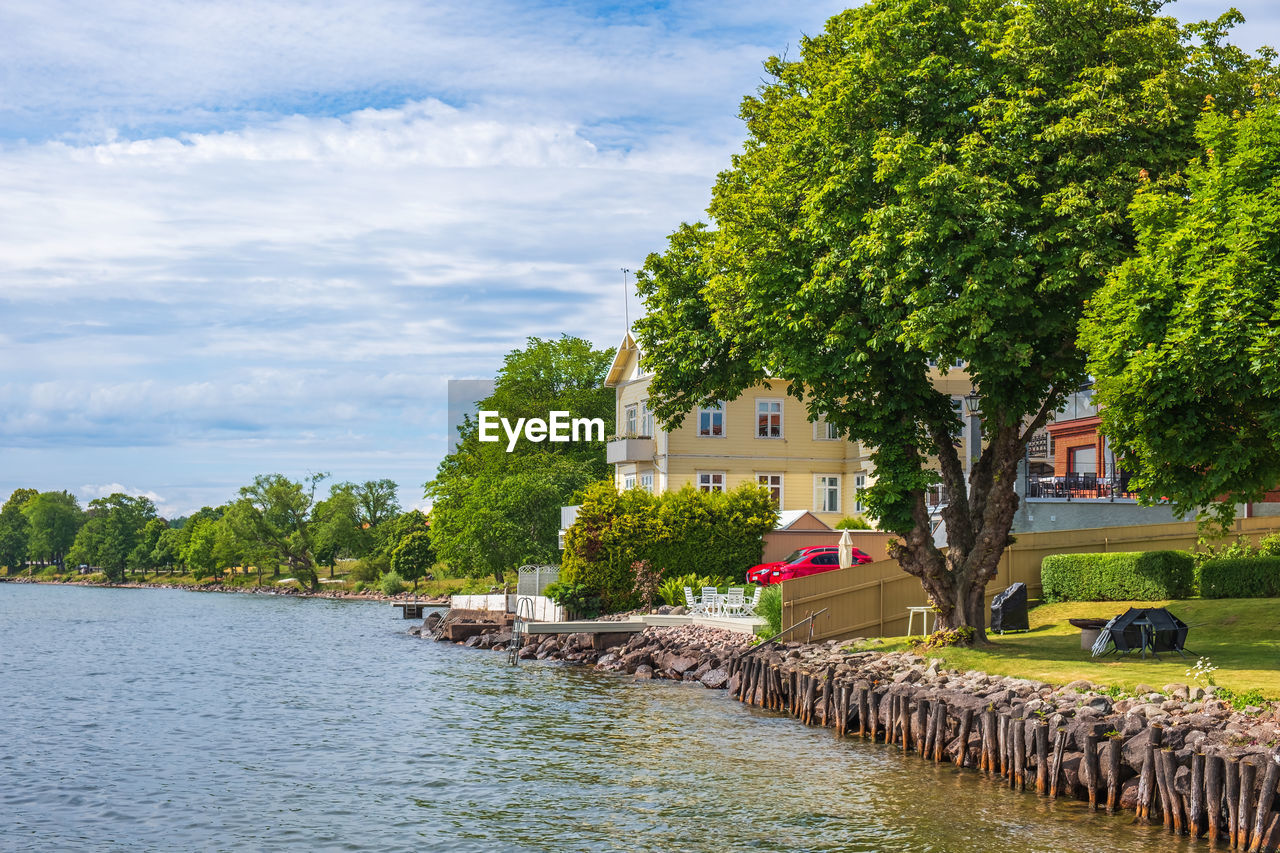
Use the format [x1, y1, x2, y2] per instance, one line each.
[2, 0, 1278, 517]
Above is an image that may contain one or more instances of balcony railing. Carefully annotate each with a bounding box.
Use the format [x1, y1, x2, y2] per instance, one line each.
[606, 436, 655, 464]
[1025, 471, 1138, 500]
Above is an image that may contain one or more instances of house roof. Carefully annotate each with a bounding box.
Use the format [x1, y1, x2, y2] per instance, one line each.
[605, 332, 640, 387]
[775, 510, 834, 531]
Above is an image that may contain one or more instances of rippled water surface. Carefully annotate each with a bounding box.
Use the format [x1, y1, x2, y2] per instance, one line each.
[1, 584, 1188, 852]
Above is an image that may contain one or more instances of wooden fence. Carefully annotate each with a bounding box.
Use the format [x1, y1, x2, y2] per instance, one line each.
[780, 516, 1280, 642]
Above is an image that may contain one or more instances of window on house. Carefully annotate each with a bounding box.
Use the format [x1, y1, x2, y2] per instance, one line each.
[698, 402, 724, 437]
[640, 473, 654, 493]
[814, 415, 839, 441]
[815, 475, 841, 513]
[1069, 445, 1097, 475]
[757, 473, 783, 508]
[624, 404, 638, 436]
[623, 473, 636, 491]
[640, 400, 654, 437]
[951, 397, 964, 438]
[698, 471, 726, 493]
[854, 473, 867, 514]
[756, 399, 783, 438]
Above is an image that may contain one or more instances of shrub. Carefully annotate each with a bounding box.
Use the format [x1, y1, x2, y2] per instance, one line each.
[352, 581, 366, 594]
[756, 586, 782, 636]
[656, 572, 739, 606]
[349, 557, 384, 584]
[1040, 551, 1193, 602]
[379, 571, 407, 597]
[835, 516, 872, 530]
[562, 481, 777, 613]
[1197, 556, 1280, 598]
[544, 581, 603, 619]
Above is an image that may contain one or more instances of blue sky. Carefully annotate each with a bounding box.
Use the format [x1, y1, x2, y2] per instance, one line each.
[1, 0, 1278, 516]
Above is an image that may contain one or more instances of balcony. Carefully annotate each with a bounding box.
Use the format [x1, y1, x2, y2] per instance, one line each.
[606, 436, 655, 464]
[1025, 470, 1138, 501]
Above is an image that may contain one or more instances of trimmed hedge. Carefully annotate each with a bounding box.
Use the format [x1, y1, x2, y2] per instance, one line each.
[1198, 556, 1280, 598]
[1041, 551, 1194, 602]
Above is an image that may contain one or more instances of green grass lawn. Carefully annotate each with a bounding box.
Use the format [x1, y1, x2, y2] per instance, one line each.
[872, 599, 1280, 698]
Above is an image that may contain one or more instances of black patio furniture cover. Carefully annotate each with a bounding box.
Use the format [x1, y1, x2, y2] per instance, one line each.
[1090, 607, 1189, 657]
[990, 582, 1029, 633]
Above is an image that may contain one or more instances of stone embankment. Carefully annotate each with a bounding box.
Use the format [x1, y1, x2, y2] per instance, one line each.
[433, 618, 1280, 850]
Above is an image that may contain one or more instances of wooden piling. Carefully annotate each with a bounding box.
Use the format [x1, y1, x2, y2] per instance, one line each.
[957, 708, 975, 770]
[819, 677, 832, 726]
[900, 692, 912, 754]
[1049, 728, 1067, 799]
[916, 698, 930, 756]
[868, 689, 880, 742]
[1012, 719, 1026, 792]
[1189, 752, 1205, 838]
[982, 710, 998, 774]
[1106, 735, 1122, 813]
[933, 701, 947, 763]
[1161, 749, 1184, 834]
[1248, 759, 1279, 853]
[886, 693, 898, 745]
[1034, 721, 1049, 793]
[1228, 757, 1242, 848]
[1084, 732, 1101, 811]
[1207, 754, 1225, 843]
[998, 714, 1010, 778]
[857, 686, 869, 738]
[1240, 760, 1257, 850]
[923, 701, 936, 760]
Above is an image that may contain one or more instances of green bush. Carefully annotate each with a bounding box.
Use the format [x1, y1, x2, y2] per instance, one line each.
[835, 516, 872, 530]
[656, 573, 739, 606]
[1040, 551, 1193, 602]
[349, 557, 385, 584]
[1197, 556, 1280, 598]
[379, 570, 407, 597]
[756, 586, 782, 636]
[561, 481, 777, 613]
[544, 581, 603, 619]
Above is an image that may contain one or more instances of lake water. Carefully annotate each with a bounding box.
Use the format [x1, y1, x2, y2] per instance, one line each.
[0, 583, 1187, 852]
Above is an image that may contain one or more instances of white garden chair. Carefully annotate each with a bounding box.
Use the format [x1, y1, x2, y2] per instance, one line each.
[723, 587, 746, 616]
[740, 587, 763, 616]
[684, 586, 708, 616]
[701, 587, 720, 616]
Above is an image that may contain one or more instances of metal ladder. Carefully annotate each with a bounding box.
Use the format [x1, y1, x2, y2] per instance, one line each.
[508, 596, 535, 665]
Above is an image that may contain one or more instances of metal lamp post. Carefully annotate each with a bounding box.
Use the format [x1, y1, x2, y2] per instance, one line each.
[963, 388, 982, 495]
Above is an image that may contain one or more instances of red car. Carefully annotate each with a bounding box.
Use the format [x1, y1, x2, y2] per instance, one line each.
[771, 548, 872, 583]
[749, 546, 872, 585]
[746, 546, 837, 585]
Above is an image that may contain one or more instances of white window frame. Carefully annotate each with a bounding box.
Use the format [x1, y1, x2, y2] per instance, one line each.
[756, 398, 784, 439]
[854, 473, 867, 514]
[622, 473, 636, 491]
[697, 471, 726, 493]
[814, 415, 840, 441]
[639, 399, 654, 437]
[640, 473, 654, 493]
[814, 474, 841, 513]
[756, 473, 783, 508]
[951, 397, 964, 438]
[624, 403, 638, 436]
[697, 402, 725, 438]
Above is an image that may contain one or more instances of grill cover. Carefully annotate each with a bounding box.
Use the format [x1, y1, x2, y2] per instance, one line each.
[1091, 607, 1189, 657]
[990, 582, 1029, 633]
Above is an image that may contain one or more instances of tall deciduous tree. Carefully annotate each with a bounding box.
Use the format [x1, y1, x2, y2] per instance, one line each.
[0, 488, 37, 571]
[1083, 97, 1280, 526]
[233, 473, 327, 591]
[634, 0, 1263, 638]
[69, 493, 158, 583]
[391, 530, 435, 592]
[426, 336, 614, 582]
[22, 491, 83, 568]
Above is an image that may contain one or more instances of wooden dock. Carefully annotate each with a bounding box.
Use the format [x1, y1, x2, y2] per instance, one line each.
[391, 601, 442, 619]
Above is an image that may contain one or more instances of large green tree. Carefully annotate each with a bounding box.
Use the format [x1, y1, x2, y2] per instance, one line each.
[426, 336, 614, 582]
[68, 493, 158, 583]
[22, 491, 83, 568]
[1082, 97, 1280, 526]
[634, 0, 1263, 638]
[390, 530, 435, 592]
[231, 473, 328, 591]
[0, 488, 37, 571]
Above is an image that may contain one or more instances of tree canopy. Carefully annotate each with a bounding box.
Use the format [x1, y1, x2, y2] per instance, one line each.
[634, 0, 1264, 637]
[1082, 96, 1280, 526]
[426, 336, 614, 581]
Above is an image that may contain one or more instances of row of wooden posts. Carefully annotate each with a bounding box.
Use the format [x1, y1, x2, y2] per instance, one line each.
[729, 654, 1280, 851]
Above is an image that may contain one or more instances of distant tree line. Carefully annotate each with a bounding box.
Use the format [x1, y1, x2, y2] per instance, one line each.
[0, 477, 434, 592]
